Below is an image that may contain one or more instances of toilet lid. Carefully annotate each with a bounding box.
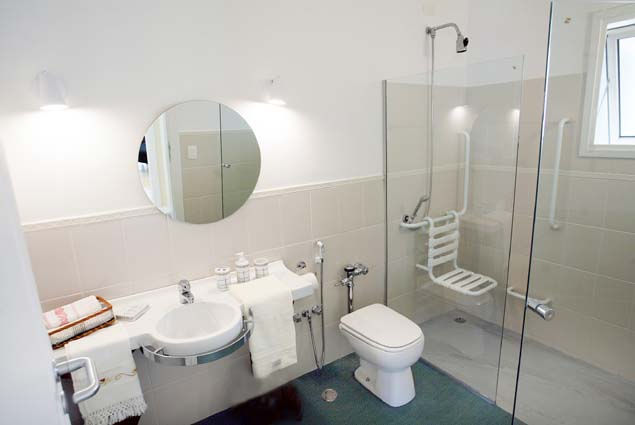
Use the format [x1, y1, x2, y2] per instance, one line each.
[340, 304, 422, 349]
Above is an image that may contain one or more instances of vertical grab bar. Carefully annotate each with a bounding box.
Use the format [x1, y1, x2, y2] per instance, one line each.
[458, 131, 471, 216]
[549, 118, 571, 230]
[399, 130, 471, 230]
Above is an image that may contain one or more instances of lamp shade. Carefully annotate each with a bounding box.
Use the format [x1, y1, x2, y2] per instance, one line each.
[37, 70, 68, 111]
[263, 77, 286, 106]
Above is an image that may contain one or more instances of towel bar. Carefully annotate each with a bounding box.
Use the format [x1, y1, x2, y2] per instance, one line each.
[139, 317, 253, 366]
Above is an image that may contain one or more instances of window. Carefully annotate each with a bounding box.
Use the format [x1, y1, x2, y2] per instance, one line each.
[580, 6, 635, 158]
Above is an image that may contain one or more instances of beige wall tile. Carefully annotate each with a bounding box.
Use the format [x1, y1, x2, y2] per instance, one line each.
[181, 165, 221, 198]
[386, 173, 426, 223]
[589, 319, 635, 381]
[71, 220, 126, 291]
[565, 176, 607, 227]
[386, 82, 428, 129]
[354, 271, 385, 311]
[26, 227, 81, 301]
[593, 276, 634, 328]
[200, 194, 223, 223]
[40, 293, 85, 312]
[318, 231, 352, 283]
[281, 242, 315, 276]
[121, 214, 172, 290]
[221, 162, 259, 193]
[337, 182, 363, 232]
[222, 190, 250, 217]
[279, 191, 311, 245]
[244, 197, 282, 253]
[560, 223, 603, 273]
[387, 126, 428, 173]
[556, 266, 596, 314]
[208, 204, 248, 264]
[535, 173, 570, 222]
[353, 224, 385, 269]
[179, 132, 221, 168]
[513, 172, 538, 217]
[388, 292, 416, 321]
[220, 130, 260, 164]
[598, 230, 635, 283]
[83, 282, 135, 301]
[604, 180, 635, 233]
[310, 187, 341, 238]
[361, 179, 384, 226]
[323, 278, 349, 325]
[387, 220, 416, 261]
[387, 256, 416, 300]
[168, 220, 213, 280]
[516, 122, 541, 169]
[525, 306, 594, 361]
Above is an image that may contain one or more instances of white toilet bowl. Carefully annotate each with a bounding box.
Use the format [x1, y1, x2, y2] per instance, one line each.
[339, 303, 424, 407]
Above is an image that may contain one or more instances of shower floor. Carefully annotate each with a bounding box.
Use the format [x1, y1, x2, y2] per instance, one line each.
[421, 310, 635, 425]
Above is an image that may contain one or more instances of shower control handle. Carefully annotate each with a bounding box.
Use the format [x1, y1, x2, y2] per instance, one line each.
[528, 299, 555, 321]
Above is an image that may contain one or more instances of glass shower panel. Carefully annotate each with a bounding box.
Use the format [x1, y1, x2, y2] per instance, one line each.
[385, 57, 523, 402]
[513, 1, 635, 424]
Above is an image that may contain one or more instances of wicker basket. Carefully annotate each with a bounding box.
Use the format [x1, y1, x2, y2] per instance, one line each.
[48, 296, 116, 350]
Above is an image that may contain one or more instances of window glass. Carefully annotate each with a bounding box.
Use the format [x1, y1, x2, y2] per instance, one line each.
[618, 36, 635, 137]
[595, 47, 611, 144]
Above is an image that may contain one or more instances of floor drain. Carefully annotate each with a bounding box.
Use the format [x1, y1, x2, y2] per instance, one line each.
[454, 316, 467, 323]
[321, 388, 338, 402]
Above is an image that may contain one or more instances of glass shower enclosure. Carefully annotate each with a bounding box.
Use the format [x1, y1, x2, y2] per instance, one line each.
[513, 1, 635, 424]
[384, 2, 635, 424]
[384, 56, 524, 403]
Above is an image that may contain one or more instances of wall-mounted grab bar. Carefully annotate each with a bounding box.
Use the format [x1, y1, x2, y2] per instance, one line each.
[507, 287, 554, 321]
[549, 118, 571, 230]
[457, 131, 470, 216]
[400, 131, 471, 230]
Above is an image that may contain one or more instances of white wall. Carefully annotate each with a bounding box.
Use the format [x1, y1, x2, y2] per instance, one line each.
[0, 0, 470, 223]
[467, 0, 551, 79]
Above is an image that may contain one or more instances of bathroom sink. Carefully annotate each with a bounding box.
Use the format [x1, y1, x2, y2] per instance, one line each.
[153, 301, 243, 356]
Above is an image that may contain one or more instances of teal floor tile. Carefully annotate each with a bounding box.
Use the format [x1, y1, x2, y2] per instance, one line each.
[200, 354, 515, 425]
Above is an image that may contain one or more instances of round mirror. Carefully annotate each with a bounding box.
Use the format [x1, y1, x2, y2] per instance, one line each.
[138, 101, 261, 224]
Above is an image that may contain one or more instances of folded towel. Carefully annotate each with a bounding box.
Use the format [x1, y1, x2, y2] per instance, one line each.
[44, 295, 102, 330]
[229, 276, 297, 378]
[65, 324, 147, 425]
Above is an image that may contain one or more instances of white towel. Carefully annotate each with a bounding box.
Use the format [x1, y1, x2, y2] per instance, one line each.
[229, 276, 297, 378]
[43, 295, 102, 330]
[65, 324, 147, 425]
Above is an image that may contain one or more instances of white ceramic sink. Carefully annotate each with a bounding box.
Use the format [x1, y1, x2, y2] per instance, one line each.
[153, 301, 243, 356]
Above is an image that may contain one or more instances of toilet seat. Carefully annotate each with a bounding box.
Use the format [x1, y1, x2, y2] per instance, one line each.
[339, 304, 423, 352]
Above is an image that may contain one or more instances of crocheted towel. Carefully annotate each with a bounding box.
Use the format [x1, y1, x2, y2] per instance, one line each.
[65, 324, 147, 425]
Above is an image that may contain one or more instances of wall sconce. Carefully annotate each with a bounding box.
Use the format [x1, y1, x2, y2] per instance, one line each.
[263, 76, 286, 106]
[37, 70, 68, 111]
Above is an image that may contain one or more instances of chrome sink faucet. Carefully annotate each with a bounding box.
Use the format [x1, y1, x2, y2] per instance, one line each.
[178, 279, 194, 304]
[336, 263, 369, 313]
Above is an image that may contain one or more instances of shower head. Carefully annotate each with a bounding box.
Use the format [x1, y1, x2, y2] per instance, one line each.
[427, 22, 469, 53]
[456, 33, 469, 53]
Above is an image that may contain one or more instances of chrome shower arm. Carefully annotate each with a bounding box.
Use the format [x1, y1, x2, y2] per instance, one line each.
[426, 22, 469, 53]
[427, 22, 463, 37]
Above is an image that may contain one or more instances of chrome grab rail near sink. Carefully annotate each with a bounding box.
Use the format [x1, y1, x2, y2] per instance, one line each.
[139, 316, 253, 366]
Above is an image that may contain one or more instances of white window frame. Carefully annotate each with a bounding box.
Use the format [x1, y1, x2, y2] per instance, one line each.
[580, 5, 635, 158]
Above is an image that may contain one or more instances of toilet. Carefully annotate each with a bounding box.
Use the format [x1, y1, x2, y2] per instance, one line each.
[339, 303, 424, 407]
